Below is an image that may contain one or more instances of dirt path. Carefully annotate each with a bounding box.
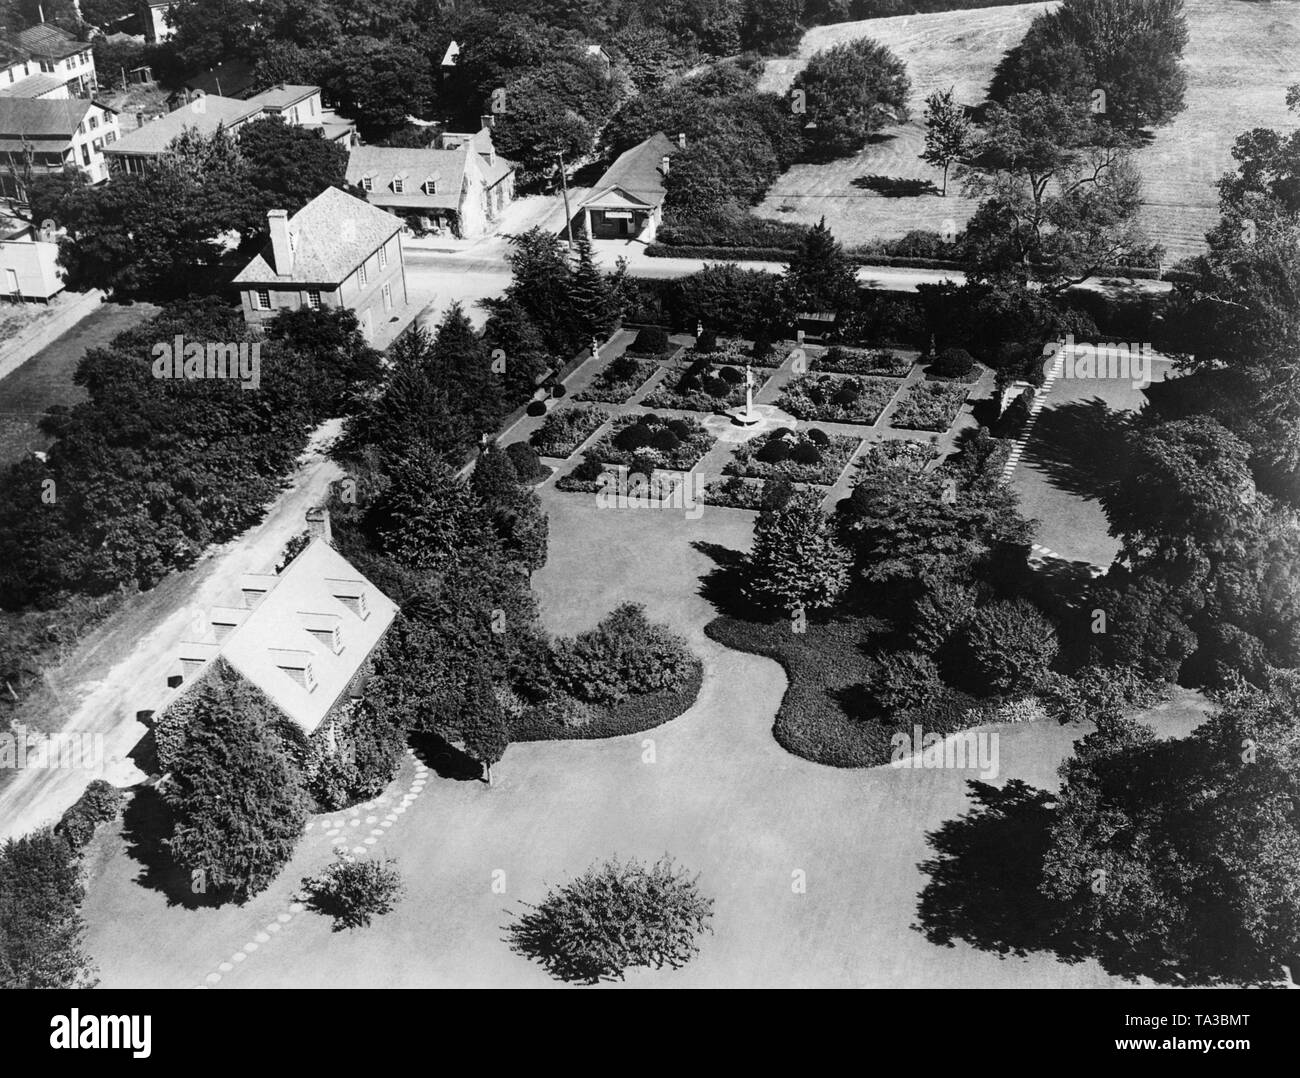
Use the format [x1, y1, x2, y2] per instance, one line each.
[0, 421, 344, 843]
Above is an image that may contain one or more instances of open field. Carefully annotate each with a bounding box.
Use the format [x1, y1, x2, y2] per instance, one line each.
[756, 0, 1300, 262]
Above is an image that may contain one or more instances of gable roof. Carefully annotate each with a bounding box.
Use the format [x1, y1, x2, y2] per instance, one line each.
[346, 144, 469, 210]
[0, 96, 98, 139]
[234, 185, 404, 286]
[104, 94, 255, 155]
[0, 72, 66, 98]
[15, 24, 84, 61]
[582, 131, 676, 211]
[175, 537, 398, 735]
[246, 83, 317, 111]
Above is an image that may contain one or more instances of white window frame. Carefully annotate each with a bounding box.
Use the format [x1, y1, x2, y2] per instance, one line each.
[307, 290, 322, 310]
[378, 244, 387, 270]
[256, 289, 271, 310]
[358, 261, 368, 287]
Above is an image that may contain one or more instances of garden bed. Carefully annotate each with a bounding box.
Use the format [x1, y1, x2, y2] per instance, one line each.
[889, 381, 970, 432]
[574, 356, 659, 404]
[582, 412, 715, 472]
[725, 428, 860, 485]
[509, 662, 704, 742]
[813, 346, 914, 377]
[856, 439, 943, 476]
[705, 614, 991, 768]
[715, 337, 793, 368]
[777, 373, 899, 425]
[529, 405, 609, 457]
[641, 360, 772, 413]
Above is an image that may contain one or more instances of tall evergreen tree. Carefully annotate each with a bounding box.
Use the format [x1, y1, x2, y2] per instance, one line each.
[781, 218, 858, 314]
[567, 230, 618, 343]
[164, 660, 309, 903]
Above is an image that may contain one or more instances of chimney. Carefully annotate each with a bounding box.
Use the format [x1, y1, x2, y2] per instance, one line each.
[305, 506, 332, 545]
[660, 154, 670, 176]
[677, 131, 686, 149]
[135, 110, 143, 128]
[480, 113, 494, 129]
[267, 209, 293, 275]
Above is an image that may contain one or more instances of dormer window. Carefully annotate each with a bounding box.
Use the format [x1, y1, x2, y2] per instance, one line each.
[300, 611, 344, 654]
[392, 174, 406, 194]
[272, 649, 317, 691]
[424, 177, 438, 195]
[361, 175, 373, 192]
[328, 579, 370, 619]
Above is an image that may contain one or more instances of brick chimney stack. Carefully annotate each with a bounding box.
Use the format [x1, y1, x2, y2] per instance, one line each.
[267, 209, 293, 275]
[305, 506, 332, 545]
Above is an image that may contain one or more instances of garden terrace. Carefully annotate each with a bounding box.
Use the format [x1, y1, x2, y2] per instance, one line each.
[642, 355, 775, 413]
[581, 413, 716, 473]
[715, 337, 795, 369]
[813, 346, 914, 377]
[574, 355, 660, 405]
[725, 428, 861, 486]
[889, 381, 970, 433]
[777, 373, 901, 425]
[529, 405, 610, 458]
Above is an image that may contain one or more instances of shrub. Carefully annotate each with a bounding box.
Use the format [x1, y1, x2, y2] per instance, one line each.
[908, 577, 979, 653]
[550, 384, 568, 399]
[863, 650, 943, 713]
[744, 491, 852, 612]
[933, 347, 975, 378]
[505, 441, 546, 481]
[807, 427, 830, 446]
[667, 419, 693, 439]
[703, 376, 731, 398]
[56, 780, 124, 850]
[526, 400, 548, 417]
[719, 365, 743, 384]
[550, 603, 695, 706]
[650, 427, 681, 451]
[507, 856, 714, 983]
[632, 326, 670, 353]
[752, 331, 773, 359]
[694, 329, 718, 352]
[831, 386, 859, 406]
[960, 599, 1058, 696]
[614, 423, 655, 452]
[530, 406, 608, 457]
[756, 437, 791, 463]
[302, 855, 404, 931]
[790, 441, 822, 464]
[606, 355, 641, 383]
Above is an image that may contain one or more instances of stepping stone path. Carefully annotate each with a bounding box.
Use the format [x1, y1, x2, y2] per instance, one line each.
[193, 749, 431, 988]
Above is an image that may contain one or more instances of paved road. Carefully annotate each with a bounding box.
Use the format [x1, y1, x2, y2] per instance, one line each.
[0, 421, 345, 843]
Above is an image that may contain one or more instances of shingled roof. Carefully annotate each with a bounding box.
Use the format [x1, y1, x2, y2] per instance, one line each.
[0, 97, 104, 145]
[234, 185, 404, 286]
[584, 130, 677, 209]
[104, 95, 257, 156]
[346, 144, 470, 210]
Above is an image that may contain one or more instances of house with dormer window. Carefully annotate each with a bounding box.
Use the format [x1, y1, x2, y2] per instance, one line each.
[345, 124, 514, 238]
[158, 508, 398, 754]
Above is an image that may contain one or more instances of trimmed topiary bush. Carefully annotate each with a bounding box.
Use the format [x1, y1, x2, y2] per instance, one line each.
[614, 423, 655, 452]
[790, 441, 822, 464]
[505, 441, 546, 481]
[526, 400, 548, 417]
[703, 376, 731, 398]
[650, 427, 682, 451]
[667, 419, 693, 439]
[756, 438, 792, 463]
[719, 365, 743, 384]
[932, 347, 976, 378]
[632, 326, 670, 353]
[694, 329, 718, 353]
[806, 427, 830, 446]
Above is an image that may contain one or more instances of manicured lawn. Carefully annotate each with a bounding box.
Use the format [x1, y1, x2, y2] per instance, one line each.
[79, 490, 1211, 989]
[0, 303, 159, 464]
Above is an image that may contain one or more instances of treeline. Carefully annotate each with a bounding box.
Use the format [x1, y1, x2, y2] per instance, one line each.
[0, 300, 382, 611]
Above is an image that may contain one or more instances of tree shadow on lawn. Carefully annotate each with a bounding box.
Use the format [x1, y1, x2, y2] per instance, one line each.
[121, 785, 224, 909]
[850, 175, 940, 197]
[691, 540, 757, 620]
[914, 779, 1085, 963]
[1021, 397, 1136, 502]
[410, 729, 482, 782]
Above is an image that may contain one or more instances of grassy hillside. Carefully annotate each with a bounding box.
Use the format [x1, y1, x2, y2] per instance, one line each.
[757, 0, 1300, 262]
